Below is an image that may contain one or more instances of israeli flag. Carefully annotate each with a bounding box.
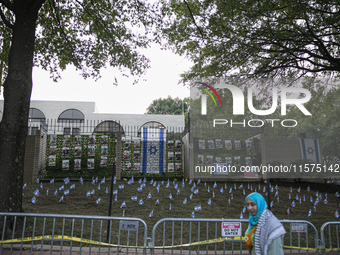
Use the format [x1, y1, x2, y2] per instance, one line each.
[335, 210, 339, 218]
[169, 203, 171, 210]
[137, 187, 142, 192]
[122, 210, 125, 217]
[153, 182, 157, 187]
[213, 182, 217, 188]
[46, 189, 49, 196]
[310, 196, 313, 203]
[54, 189, 58, 196]
[243, 189, 246, 195]
[297, 187, 301, 193]
[101, 177, 105, 184]
[96, 198, 101, 204]
[131, 196, 137, 201]
[289, 193, 291, 199]
[169, 193, 173, 200]
[86, 191, 90, 197]
[220, 187, 224, 194]
[113, 190, 118, 195]
[138, 179, 142, 184]
[314, 205, 316, 211]
[290, 187, 292, 193]
[316, 191, 319, 197]
[148, 210, 153, 217]
[299, 198, 301, 204]
[147, 192, 152, 199]
[300, 139, 321, 163]
[207, 186, 210, 193]
[194, 189, 199, 195]
[59, 196, 64, 202]
[91, 189, 95, 195]
[120, 201, 126, 208]
[50, 179, 54, 184]
[303, 195, 306, 201]
[239, 184, 243, 189]
[336, 191, 340, 198]
[239, 212, 243, 219]
[307, 186, 310, 191]
[183, 198, 187, 205]
[64, 190, 69, 196]
[23, 183, 27, 189]
[70, 184, 75, 189]
[119, 185, 124, 190]
[207, 198, 211, 205]
[177, 189, 180, 195]
[166, 183, 169, 188]
[270, 187, 274, 193]
[197, 179, 201, 185]
[79, 177, 83, 185]
[155, 199, 159, 204]
[191, 211, 195, 218]
[277, 196, 280, 202]
[174, 184, 178, 189]
[275, 184, 278, 190]
[263, 187, 266, 193]
[31, 196, 37, 204]
[97, 185, 101, 190]
[275, 191, 278, 197]
[140, 183, 146, 188]
[213, 192, 215, 198]
[141, 128, 166, 173]
[150, 179, 154, 185]
[194, 205, 201, 211]
[143, 177, 147, 183]
[325, 193, 328, 198]
[234, 183, 236, 189]
[250, 185, 253, 191]
[287, 208, 290, 215]
[324, 198, 328, 204]
[193, 182, 196, 188]
[92, 179, 95, 185]
[296, 194, 299, 200]
[190, 186, 194, 192]
[204, 182, 207, 187]
[189, 179, 192, 185]
[308, 209, 312, 217]
[40, 183, 43, 189]
[228, 198, 230, 205]
[156, 186, 160, 193]
[114, 195, 117, 202]
[231, 194, 233, 199]
[270, 201, 273, 207]
[127, 180, 132, 185]
[225, 183, 227, 189]
[105, 187, 108, 194]
[242, 206, 246, 213]
[229, 188, 232, 194]
[189, 193, 193, 200]
[36, 178, 39, 184]
[182, 182, 185, 188]
[63, 177, 70, 185]
[291, 201, 296, 207]
[59, 185, 64, 191]
[139, 199, 144, 205]
[34, 189, 39, 196]
[113, 176, 116, 185]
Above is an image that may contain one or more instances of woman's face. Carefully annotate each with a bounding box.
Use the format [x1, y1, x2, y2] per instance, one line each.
[246, 198, 257, 216]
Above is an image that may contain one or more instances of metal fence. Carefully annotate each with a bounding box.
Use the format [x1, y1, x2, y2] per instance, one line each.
[2, 212, 339, 255]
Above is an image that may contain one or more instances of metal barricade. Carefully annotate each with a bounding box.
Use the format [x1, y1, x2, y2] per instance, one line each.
[150, 218, 249, 255]
[320, 221, 340, 255]
[0, 212, 148, 255]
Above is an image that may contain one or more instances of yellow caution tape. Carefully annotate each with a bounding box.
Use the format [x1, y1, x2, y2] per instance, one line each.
[0, 235, 339, 251]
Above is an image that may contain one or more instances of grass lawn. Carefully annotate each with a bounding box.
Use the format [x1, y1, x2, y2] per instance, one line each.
[20, 177, 340, 250]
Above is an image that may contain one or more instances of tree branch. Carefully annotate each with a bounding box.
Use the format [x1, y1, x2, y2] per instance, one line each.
[0, 6, 13, 29]
[0, 0, 14, 12]
[183, 0, 206, 46]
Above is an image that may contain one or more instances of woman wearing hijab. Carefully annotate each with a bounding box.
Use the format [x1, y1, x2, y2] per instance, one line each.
[244, 192, 286, 255]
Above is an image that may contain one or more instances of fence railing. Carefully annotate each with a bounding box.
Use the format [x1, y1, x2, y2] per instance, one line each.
[1, 212, 339, 255]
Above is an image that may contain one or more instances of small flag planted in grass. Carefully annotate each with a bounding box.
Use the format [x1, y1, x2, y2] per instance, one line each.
[127, 180, 132, 185]
[307, 185, 310, 191]
[147, 193, 152, 199]
[228, 198, 230, 205]
[213, 182, 217, 188]
[140, 183, 146, 188]
[105, 187, 108, 194]
[177, 189, 180, 195]
[79, 177, 83, 185]
[239, 212, 243, 219]
[270, 201, 273, 208]
[34, 189, 39, 196]
[113, 190, 117, 195]
[229, 188, 232, 194]
[194, 205, 201, 211]
[169, 203, 171, 210]
[194, 189, 199, 195]
[169, 193, 173, 200]
[131, 196, 137, 201]
[310, 196, 313, 203]
[287, 208, 290, 215]
[119, 185, 124, 190]
[36, 178, 39, 184]
[31, 196, 36, 204]
[308, 209, 312, 217]
[138, 179, 142, 184]
[291, 201, 296, 208]
[148, 211, 153, 217]
[120, 201, 126, 208]
[137, 187, 142, 192]
[335, 210, 339, 218]
[324, 198, 328, 204]
[277, 196, 279, 203]
[213, 192, 215, 198]
[90, 190, 95, 195]
[46, 189, 49, 196]
[297, 187, 301, 193]
[242, 206, 246, 213]
[122, 210, 125, 217]
[207, 199, 211, 205]
[97, 185, 101, 190]
[50, 179, 54, 184]
[63, 177, 70, 185]
[336, 191, 340, 197]
[59, 185, 64, 191]
[183, 198, 187, 205]
[70, 184, 75, 189]
[59, 196, 64, 202]
[139, 199, 144, 205]
[96, 198, 101, 204]
[155, 199, 159, 204]
[114, 195, 117, 202]
[191, 211, 195, 218]
[220, 187, 224, 194]
[23, 183, 27, 189]
[86, 191, 90, 197]
[207, 186, 210, 193]
[40, 183, 43, 189]
[189, 193, 193, 200]
[113, 177, 116, 185]
[101, 177, 105, 184]
[64, 190, 69, 196]
[289, 193, 291, 199]
[54, 190, 58, 196]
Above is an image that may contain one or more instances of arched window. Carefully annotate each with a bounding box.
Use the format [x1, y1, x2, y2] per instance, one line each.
[137, 121, 165, 137]
[93, 120, 124, 135]
[58, 109, 84, 123]
[29, 108, 46, 122]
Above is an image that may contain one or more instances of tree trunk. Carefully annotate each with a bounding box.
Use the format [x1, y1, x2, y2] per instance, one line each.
[0, 2, 43, 213]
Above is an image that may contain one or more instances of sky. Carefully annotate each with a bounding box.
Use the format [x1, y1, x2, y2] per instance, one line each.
[24, 45, 192, 115]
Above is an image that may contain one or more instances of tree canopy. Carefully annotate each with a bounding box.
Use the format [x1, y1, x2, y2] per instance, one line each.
[160, 0, 340, 82]
[145, 96, 189, 115]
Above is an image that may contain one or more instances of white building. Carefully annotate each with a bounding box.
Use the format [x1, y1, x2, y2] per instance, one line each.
[0, 100, 185, 138]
